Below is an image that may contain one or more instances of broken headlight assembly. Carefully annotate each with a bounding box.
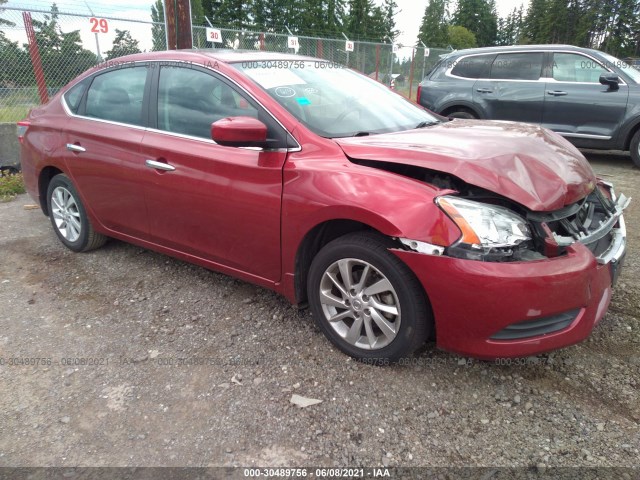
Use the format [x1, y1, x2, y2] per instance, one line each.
[437, 196, 535, 261]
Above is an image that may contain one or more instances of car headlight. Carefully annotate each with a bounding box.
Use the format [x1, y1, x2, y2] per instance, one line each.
[436, 196, 532, 261]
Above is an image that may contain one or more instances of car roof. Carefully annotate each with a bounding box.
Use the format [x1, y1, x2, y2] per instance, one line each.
[445, 44, 601, 58]
[103, 49, 321, 64]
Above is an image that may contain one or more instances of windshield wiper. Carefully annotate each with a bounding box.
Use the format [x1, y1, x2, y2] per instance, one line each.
[415, 120, 439, 129]
[352, 131, 371, 137]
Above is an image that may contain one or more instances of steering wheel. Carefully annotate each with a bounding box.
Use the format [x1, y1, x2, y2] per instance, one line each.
[335, 103, 363, 123]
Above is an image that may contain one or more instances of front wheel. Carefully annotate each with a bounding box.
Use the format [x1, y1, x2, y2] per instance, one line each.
[307, 233, 432, 363]
[46, 174, 107, 252]
[631, 129, 640, 168]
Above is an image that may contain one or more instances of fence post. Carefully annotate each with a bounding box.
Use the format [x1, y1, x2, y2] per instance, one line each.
[375, 44, 380, 81]
[22, 12, 48, 104]
[409, 47, 416, 100]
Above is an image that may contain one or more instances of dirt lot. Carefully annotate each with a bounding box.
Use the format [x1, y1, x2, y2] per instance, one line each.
[0, 152, 639, 471]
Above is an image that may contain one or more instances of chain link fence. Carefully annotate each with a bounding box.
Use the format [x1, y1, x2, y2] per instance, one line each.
[0, 6, 451, 124]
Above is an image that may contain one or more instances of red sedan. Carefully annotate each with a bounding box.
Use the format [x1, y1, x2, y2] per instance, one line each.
[18, 51, 629, 362]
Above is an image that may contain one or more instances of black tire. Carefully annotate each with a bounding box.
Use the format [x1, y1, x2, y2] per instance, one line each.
[307, 232, 432, 363]
[46, 174, 107, 252]
[631, 129, 640, 168]
[446, 108, 477, 120]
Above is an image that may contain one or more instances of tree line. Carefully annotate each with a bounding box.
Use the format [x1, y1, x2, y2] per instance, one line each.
[418, 0, 640, 58]
[2, 0, 639, 90]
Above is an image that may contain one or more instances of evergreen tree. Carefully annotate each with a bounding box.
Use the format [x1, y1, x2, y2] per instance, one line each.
[191, 0, 205, 26]
[0, 0, 14, 27]
[210, 0, 253, 30]
[381, 0, 400, 42]
[417, 0, 449, 47]
[452, 0, 498, 47]
[496, 6, 523, 46]
[105, 29, 141, 60]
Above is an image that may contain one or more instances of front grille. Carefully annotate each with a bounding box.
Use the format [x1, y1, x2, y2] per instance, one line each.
[490, 309, 580, 340]
[527, 186, 627, 258]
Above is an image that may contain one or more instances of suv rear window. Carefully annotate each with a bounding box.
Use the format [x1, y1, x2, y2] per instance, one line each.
[490, 52, 543, 80]
[450, 55, 494, 78]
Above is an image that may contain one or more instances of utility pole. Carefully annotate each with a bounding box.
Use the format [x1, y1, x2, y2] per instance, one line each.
[164, 0, 193, 50]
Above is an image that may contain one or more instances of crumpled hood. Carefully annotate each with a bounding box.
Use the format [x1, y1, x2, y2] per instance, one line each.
[334, 119, 596, 211]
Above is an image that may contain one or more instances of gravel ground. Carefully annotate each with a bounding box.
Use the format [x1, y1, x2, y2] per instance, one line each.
[0, 152, 638, 471]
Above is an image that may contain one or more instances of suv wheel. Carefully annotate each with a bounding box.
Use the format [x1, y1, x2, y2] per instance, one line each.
[307, 232, 432, 363]
[446, 108, 477, 120]
[631, 129, 640, 168]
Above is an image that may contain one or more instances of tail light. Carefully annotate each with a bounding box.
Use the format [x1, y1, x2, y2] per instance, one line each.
[17, 120, 30, 144]
[416, 85, 422, 104]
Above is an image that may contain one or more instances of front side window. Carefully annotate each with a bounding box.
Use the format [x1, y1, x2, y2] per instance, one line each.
[599, 51, 640, 83]
[233, 61, 439, 138]
[85, 66, 147, 125]
[491, 53, 543, 80]
[552, 53, 608, 83]
[450, 54, 494, 79]
[157, 66, 259, 139]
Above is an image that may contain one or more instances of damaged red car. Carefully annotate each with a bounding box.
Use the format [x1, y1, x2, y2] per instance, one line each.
[19, 51, 629, 361]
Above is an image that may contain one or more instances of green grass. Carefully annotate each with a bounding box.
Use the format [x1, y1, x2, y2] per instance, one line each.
[0, 172, 26, 202]
[0, 105, 31, 122]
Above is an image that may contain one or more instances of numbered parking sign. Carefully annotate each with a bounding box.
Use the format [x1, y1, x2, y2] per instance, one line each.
[424, 48, 430, 57]
[89, 17, 108, 33]
[392, 44, 399, 54]
[288, 36, 299, 49]
[345, 41, 354, 52]
[206, 27, 222, 43]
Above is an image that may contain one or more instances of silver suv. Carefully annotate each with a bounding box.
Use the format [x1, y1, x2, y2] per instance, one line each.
[417, 45, 640, 167]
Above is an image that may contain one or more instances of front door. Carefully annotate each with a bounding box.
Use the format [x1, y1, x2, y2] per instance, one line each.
[140, 64, 289, 282]
[542, 52, 629, 139]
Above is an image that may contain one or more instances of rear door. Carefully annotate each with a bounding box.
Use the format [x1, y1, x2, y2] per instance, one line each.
[140, 64, 290, 282]
[542, 52, 629, 139]
[64, 64, 151, 238]
[473, 51, 546, 123]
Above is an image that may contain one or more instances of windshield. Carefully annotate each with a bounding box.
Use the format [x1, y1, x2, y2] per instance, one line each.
[233, 60, 439, 138]
[599, 52, 640, 84]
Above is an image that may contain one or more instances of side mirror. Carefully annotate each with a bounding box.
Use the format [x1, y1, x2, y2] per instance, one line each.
[211, 117, 268, 148]
[599, 73, 620, 91]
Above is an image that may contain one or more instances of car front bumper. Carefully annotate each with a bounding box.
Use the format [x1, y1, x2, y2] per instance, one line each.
[392, 216, 626, 359]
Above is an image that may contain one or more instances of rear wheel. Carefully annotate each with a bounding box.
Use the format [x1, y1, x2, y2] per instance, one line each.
[445, 108, 477, 120]
[46, 174, 107, 252]
[307, 232, 432, 363]
[631, 129, 640, 168]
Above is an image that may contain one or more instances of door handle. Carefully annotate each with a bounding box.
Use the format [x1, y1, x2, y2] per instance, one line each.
[546, 90, 568, 96]
[66, 143, 86, 153]
[476, 88, 493, 93]
[145, 159, 176, 172]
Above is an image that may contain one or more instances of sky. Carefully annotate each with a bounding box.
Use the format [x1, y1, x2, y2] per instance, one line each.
[3, 0, 530, 55]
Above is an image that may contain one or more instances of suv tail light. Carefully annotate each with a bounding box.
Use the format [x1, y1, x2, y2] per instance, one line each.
[17, 121, 30, 144]
[416, 85, 422, 104]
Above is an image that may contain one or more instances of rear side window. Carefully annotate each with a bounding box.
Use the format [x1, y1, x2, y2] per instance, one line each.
[85, 66, 148, 126]
[450, 55, 494, 78]
[63, 78, 90, 114]
[552, 53, 608, 82]
[490, 53, 543, 80]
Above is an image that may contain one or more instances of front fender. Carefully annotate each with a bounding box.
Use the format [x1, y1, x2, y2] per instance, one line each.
[280, 160, 461, 282]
